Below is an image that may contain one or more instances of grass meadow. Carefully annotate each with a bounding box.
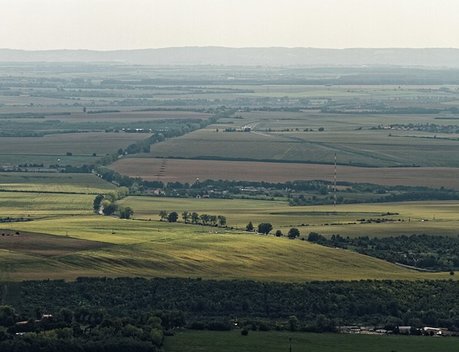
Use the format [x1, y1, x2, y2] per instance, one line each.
[164, 330, 459, 352]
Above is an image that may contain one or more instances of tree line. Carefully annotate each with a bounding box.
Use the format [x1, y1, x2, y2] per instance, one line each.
[2, 278, 458, 336]
[159, 211, 227, 227]
[307, 233, 459, 272]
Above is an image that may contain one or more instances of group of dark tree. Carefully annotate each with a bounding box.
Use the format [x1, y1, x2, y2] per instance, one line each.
[92, 192, 133, 220]
[246, 222, 300, 239]
[159, 211, 227, 227]
[1, 277, 458, 341]
[0, 303, 165, 352]
[89, 165, 459, 206]
[307, 233, 459, 271]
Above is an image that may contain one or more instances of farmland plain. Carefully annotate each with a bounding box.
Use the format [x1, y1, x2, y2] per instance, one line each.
[111, 157, 459, 189]
[148, 110, 459, 167]
[0, 172, 115, 193]
[2, 62, 459, 350]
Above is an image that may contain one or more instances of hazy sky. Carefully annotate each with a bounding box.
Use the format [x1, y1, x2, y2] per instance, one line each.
[1, 0, 459, 50]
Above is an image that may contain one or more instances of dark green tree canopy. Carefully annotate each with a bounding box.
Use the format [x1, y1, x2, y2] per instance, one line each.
[258, 223, 273, 235]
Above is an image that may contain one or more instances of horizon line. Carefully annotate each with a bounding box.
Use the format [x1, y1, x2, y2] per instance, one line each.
[2, 46, 459, 52]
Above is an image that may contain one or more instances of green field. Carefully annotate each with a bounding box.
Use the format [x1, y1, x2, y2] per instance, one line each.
[0, 172, 115, 194]
[148, 110, 459, 167]
[0, 191, 456, 281]
[0, 132, 147, 166]
[120, 196, 459, 238]
[164, 330, 459, 352]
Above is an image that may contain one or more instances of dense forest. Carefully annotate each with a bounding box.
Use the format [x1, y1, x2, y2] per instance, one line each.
[307, 233, 459, 271]
[1, 279, 458, 344]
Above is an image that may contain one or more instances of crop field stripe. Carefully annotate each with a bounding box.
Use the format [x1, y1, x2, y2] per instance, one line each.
[111, 157, 459, 189]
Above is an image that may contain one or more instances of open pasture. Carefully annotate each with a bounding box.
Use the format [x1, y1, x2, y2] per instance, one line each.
[164, 330, 459, 352]
[0, 172, 115, 193]
[111, 157, 459, 189]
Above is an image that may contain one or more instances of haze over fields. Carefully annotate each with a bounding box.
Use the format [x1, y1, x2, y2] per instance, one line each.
[2, 47, 459, 67]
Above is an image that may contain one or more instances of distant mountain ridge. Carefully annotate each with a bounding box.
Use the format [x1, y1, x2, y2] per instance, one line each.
[1, 47, 459, 67]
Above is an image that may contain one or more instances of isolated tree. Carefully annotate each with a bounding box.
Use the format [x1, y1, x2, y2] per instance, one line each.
[191, 212, 199, 224]
[275, 230, 283, 237]
[159, 210, 168, 221]
[119, 206, 134, 219]
[93, 194, 104, 213]
[217, 215, 227, 227]
[182, 211, 190, 224]
[258, 223, 273, 235]
[246, 221, 254, 232]
[288, 228, 300, 239]
[167, 211, 179, 223]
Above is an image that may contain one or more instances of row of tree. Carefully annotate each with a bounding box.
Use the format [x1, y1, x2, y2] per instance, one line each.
[245, 222, 300, 239]
[159, 211, 227, 227]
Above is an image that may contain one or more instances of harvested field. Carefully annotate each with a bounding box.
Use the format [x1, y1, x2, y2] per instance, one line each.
[0, 229, 109, 257]
[111, 157, 459, 190]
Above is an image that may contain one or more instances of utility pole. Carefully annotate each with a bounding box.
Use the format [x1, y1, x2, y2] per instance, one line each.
[333, 152, 337, 207]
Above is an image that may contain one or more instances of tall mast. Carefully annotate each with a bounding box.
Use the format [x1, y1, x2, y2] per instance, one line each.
[334, 153, 337, 207]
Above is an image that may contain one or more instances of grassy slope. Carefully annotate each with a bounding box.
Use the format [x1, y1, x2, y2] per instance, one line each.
[164, 330, 459, 352]
[0, 192, 457, 281]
